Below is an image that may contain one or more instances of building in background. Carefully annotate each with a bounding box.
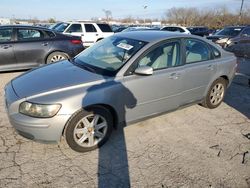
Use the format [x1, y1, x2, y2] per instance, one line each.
[0, 18, 11, 25]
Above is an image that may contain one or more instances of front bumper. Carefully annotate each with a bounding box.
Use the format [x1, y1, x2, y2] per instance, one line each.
[9, 113, 70, 142]
[4, 82, 71, 142]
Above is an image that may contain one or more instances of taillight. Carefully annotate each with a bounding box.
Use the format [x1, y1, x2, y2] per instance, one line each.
[236, 57, 240, 73]
[70, 40, 82, 44]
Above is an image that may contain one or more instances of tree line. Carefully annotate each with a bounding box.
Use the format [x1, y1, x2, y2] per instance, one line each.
[165, 6, 250, 29]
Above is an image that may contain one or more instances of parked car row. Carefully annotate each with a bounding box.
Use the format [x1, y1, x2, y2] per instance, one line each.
[0, 25, 84, 72]
[112, 24, 250, 58]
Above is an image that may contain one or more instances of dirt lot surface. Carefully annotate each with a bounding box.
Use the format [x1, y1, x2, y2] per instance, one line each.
[0, 60, 249, 188]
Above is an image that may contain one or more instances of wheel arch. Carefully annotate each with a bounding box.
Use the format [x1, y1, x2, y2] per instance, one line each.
[96, 38, 104, 42]
[84, 104, 118, 129]
[220, 75, 229, 86]
[62, 103, 118, 137]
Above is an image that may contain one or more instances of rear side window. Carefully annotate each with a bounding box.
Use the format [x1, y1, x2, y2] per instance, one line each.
[0, 28, 12, 42]
[45, 31, 56, 38]
[97, 24, 112, 32]
[177, 28, 185, 32]
[85, 24, 97, 32]
[17, 29, 44, 41]
[242, 28, 250, 36]
[66, 24, 82, 33]
[54, 23, 69, 32]
[210, 45, 221, 58]
[162, 27, 172, 31]
[185, 39, 211, 64]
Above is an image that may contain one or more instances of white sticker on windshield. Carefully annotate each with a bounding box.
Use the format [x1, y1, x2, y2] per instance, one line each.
[117, 43, 134, 50]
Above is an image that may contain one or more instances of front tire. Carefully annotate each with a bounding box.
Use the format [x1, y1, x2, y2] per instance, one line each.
[202, 78, 227, 109]
[65, 107, 113, 152]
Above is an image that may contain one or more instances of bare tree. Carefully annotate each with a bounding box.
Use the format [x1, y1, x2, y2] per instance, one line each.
[102, 9, 112, 23]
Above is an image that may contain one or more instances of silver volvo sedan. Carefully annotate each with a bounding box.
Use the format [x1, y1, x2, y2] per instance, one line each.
[4, 31, 237, 152]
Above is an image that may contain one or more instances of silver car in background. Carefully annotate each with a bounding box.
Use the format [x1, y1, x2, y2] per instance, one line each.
[4, 31, 237, 152]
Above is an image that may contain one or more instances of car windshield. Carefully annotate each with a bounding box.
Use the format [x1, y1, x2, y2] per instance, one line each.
[74, 36, 147, 76]
[215, 27, 243, 36]
[54, 23, 69, 32]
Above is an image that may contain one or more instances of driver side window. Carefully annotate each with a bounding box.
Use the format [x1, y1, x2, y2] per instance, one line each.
[138, 41, 181, 70]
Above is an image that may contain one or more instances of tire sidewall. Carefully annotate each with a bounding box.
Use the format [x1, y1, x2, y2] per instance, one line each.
[205, 78, 227, 109]
[46, 52, 68, 64]
[65, 107, 113, 152]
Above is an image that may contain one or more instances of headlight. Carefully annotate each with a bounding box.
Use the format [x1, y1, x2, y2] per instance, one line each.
[226, 39, 232, 45]
[216, 38, 228, 44]
[19, 101, 61, 118]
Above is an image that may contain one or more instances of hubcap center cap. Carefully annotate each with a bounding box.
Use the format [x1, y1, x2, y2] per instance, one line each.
[87, 127, 93, 132]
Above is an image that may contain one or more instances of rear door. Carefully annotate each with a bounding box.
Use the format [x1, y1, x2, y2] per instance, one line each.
[0, 28, 16, 71]
[97, 23, 114, 38]
[82, 24, 99, 46]
[180, 38, 217, 104]
[13, 27, 52, 68]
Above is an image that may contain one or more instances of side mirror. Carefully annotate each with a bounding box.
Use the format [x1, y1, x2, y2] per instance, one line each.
[134, 66, 153, 76]
[242, 34, 248, 37]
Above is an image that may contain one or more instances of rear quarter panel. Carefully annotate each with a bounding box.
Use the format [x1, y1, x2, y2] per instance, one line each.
[204, 51, 237, 96]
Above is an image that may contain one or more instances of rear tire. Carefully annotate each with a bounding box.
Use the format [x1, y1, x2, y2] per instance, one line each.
[65, 107, 113, 152]
[46, 52, 68, 64]
[202, 78, 227, 109]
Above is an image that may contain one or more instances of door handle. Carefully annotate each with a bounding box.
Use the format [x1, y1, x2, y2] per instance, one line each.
[95, 34, 99, 36]
[169, 73, 180, 80]
[207, 65, 214, 70]
[42, 42, 48, 46]
[1, 45, 12, 49]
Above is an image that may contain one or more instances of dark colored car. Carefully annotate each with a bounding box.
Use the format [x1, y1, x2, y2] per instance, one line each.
[0, 25, 84, 72]
[113, 26, 128, 33]
[225, 27, 250, 58]
[207, 26, 250, 58]
[49, 22, 64, 30]
[206, 26, 245, 47]
[187, 26, 210, 37]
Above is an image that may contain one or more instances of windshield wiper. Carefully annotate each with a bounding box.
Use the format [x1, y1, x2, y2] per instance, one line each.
[72, 59, 96, 73]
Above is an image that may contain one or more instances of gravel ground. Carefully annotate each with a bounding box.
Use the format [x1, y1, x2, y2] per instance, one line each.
[0, 60, 249, 188]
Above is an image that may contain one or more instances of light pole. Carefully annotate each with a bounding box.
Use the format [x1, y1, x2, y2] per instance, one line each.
[143, 5, 147, 25]
[239, 0, 244, 22]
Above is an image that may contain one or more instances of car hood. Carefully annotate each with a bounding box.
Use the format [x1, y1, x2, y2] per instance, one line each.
[207, 35, 230, 40]
[12, 60, 106, 98]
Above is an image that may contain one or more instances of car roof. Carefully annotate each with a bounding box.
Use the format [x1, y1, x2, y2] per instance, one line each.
[224, 26, 245, 28]
[114, 30, 190, 42]
[162, 26, 186, 28]
[187, 26, 208, 28]
[0, 25, 53, 31]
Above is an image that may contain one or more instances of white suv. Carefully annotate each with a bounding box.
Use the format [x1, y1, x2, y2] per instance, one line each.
[54, 22, 114, 47]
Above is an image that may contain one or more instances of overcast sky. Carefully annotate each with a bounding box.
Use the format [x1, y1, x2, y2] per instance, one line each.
[1, 0, 249, 20]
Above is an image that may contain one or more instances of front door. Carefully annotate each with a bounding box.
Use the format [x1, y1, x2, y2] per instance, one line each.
[123, 40, 184, 122]
[0, 28, 16, 71]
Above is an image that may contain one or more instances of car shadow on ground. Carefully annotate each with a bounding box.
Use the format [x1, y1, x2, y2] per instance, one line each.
[82, 79, 137, 187]
[224, 77, 250, 119]
[224, 58, 250, 119]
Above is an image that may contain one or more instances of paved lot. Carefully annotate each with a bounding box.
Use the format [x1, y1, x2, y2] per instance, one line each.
[0, 60, 250, 188]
